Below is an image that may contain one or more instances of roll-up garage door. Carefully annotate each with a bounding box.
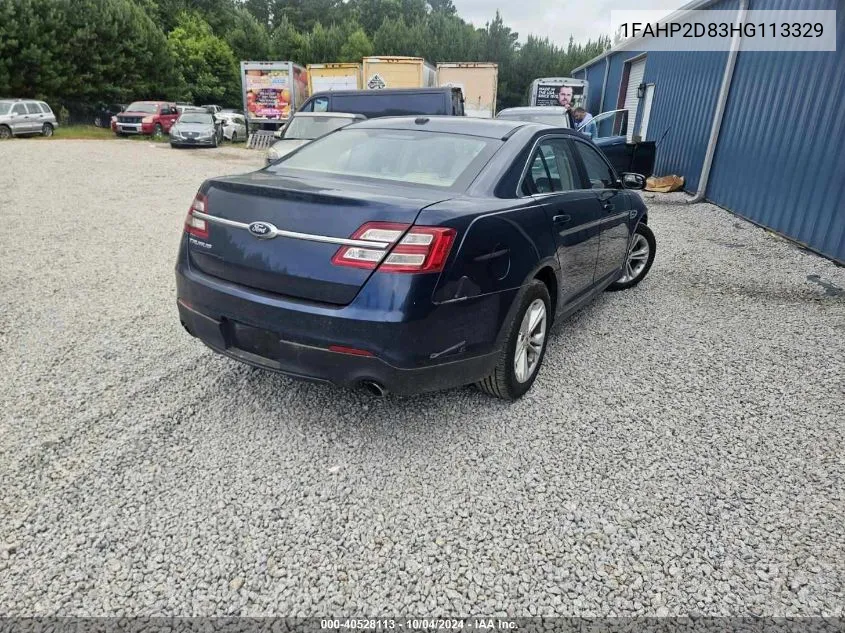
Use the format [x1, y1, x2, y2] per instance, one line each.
[623, 57, 646, 142]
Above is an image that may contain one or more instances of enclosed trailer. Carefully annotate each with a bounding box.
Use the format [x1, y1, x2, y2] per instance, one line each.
[529, 77, 589, 110]
[437, 62, 498, 118]
[240, 61, 309, 130]
[307, 63, 362, 93]
[362, 56, 436, 90]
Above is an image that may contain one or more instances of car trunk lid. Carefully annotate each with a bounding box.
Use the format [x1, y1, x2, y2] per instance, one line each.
[187, 172, 451, 305]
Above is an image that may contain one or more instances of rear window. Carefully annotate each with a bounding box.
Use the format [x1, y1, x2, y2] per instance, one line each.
[330, 93, 447, 118]
[270, 128, 499, 189]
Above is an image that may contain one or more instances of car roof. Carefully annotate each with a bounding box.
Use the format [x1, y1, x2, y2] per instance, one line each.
[293, 112, 365, 119]
[309, 87, 459, 99]
[348, 115, 571, 139]
[498, 106, 570, 115]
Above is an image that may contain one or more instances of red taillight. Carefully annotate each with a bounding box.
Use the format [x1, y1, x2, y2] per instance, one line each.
[184, 193, 208, 239]
[328, 345, 374, 357]
[331, 222, 456, 274]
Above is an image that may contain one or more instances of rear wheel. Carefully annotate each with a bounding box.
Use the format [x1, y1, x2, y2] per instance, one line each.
[41, 123, 53, 137]
[230, 131, 237, 143]
[153, 123, 163, 138]
[0, 125, 11, 139]
[476, 280, 551, 400]
[607, 223, 656, 291]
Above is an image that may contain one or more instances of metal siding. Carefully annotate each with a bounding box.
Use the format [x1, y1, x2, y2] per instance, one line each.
[708, 0, 845, 262]
[640, 50, 728, 190]
[583, 64, 605, 114]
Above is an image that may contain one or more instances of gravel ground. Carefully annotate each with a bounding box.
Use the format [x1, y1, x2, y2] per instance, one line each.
[0, 139, 843, 617]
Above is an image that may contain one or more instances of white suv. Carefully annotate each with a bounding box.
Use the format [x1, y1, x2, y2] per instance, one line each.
[0, 99, 59, 139]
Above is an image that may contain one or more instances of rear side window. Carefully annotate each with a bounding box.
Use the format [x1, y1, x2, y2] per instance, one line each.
[38, 102, 52, 113]
[25, 102, 41, 114]
[272, 128, 500, 189]
[573, 141, 617, 189]
[521, 139, 579, 195]
[331, 93, 447, 118]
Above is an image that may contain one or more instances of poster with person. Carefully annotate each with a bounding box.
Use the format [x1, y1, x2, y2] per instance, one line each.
[535, 83, 586, 109]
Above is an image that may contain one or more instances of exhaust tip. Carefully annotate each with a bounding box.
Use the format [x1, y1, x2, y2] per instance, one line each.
[361, 380, 386, 397]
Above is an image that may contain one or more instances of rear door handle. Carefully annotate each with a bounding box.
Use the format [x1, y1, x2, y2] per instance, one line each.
[553, 214, 571, 225]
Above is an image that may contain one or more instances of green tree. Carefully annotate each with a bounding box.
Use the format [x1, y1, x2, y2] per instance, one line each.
[340, 28, 373, 61]
[270, 15, 306, 61]
[226, 7, 271, 60]
[168, 12, 239, 105]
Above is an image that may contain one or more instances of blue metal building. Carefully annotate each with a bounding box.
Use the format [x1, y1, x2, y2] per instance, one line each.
[573, 0, 844, 263]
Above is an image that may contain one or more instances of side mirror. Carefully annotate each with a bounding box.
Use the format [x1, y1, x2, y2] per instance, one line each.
[621, 172, 646, 190]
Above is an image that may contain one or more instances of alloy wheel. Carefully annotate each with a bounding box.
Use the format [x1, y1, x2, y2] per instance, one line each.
[618, 233, 650, 284]
[514, 298, 547, 383]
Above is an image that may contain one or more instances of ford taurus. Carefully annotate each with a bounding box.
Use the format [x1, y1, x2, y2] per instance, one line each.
[175, 117, 656, 399]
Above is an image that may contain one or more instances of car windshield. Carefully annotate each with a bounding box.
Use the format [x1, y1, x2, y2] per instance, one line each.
[179, 113, 213, 124]
[125, 102, 159, 114]
[0, 103, 10, 115]
[498, 112, 569, 126]
[270, 128, 498, 189]
[283, 116, 356, 140]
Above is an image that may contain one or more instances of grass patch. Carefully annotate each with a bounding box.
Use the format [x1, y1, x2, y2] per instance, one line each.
[48, 125, 116, 140]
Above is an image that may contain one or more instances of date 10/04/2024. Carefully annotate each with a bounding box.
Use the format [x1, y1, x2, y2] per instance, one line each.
[320, 620, 518, 631]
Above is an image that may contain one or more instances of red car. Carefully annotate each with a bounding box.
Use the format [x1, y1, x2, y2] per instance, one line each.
[111, 101, 179, 137]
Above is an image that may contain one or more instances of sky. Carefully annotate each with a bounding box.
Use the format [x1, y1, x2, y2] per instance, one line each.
[451, 0, 682, 46]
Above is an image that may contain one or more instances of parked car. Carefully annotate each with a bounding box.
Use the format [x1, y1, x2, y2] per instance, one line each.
[94, 103, 125, 128]
[297, 87, 464, 118]
[496, 106, 572, 127]
[169, 111, 222, 148]
[0, 99, 58, 139]
[175, 104, 205, 115]
[202, 104, 223, 114]
[112, 101, 179, 137]
[576, 109, 657, 178]
[176, 117, 656, 399]
[215, 112, 247, 143]
[266, 112, 365, 164]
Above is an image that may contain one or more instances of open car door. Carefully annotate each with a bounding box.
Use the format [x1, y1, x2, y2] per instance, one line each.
[578, 109, 656, 177]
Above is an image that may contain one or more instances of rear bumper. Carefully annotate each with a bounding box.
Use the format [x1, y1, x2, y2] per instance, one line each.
[178, 300, 497, 395]
[175, 249, 514, 395]
[170, 138, 215, 147]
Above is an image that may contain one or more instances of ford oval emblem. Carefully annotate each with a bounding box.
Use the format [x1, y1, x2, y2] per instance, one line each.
[248, 221, 277, 239]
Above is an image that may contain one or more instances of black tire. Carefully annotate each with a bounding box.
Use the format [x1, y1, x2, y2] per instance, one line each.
[607, 223, 656, 292]
[153, 123, 163, 138]
[94, 116, 103, 128]
[0, 125, 11, 140]
[212, 134, 219, 148]
[230, 131, 237, 143]
[41, 123, 54, 137]
[476, 279, 551, 400]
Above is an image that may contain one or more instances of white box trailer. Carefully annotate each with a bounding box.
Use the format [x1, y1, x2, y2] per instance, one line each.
[240, 61, 309, 128]
[307, 63, 362, 93]
[362, 56, 436, 90]
[529, 77, 589, 110]
[437, 62, 498, 118]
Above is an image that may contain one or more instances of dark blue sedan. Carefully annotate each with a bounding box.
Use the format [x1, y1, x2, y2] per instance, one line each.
[175, 117, 656, 399]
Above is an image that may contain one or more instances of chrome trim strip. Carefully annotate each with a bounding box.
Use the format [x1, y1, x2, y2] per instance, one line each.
[192, 211, 390, 249]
